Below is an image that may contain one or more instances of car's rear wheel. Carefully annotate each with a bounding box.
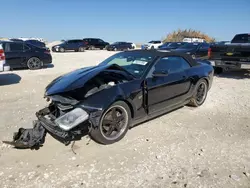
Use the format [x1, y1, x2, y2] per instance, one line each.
[59, 47, 65, 52]
[90, 101, 131, 145]
[27, 57, 42, 70]
[188, 79, 208, 107]
[151, 46, 154, 49]
[79, 47, 85, 52]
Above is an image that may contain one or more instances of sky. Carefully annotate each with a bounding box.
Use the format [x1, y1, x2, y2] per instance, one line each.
[1, 0, 250, 43]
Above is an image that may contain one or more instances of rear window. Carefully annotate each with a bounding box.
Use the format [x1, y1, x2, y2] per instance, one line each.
[231, 34, 250, 43]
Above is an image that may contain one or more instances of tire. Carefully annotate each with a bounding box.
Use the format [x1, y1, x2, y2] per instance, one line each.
[59, 47, 65, 52]
[78, 47, 85, 52]
[90, 101, 131, 145]
[27, 57, 42, 70]
[188, 79, 208, 107]
[151, 46, 154, 49]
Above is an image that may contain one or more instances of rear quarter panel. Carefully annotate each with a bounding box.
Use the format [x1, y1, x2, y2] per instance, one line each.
[186, 63, 214, 90]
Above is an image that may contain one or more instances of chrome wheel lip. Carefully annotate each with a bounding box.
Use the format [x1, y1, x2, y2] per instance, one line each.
[100, 105, 128, 141]
[195, 82, 207, 105]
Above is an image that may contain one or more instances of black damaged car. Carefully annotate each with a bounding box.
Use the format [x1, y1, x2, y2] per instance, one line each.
[9, 50, 214, 148]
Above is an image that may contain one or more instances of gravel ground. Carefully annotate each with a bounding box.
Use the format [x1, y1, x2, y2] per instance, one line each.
[0, 50, 250, 188]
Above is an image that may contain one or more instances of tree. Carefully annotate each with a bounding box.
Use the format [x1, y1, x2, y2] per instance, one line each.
[163, 29, 215, 43]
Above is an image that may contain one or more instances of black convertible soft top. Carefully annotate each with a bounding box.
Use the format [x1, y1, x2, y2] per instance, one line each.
[123, 49, 199, 67]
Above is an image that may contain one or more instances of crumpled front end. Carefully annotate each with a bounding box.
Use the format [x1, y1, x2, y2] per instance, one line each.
[5, 65, 131, 149]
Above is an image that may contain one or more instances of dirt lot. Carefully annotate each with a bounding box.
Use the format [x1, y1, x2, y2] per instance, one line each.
[0, 51, 250, 188]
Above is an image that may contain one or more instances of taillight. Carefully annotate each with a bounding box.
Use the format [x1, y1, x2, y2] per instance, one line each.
[44, 50, 50, 54]
[208, 47, 211, 58]
[84, 41, 88, 45]
[0, 49, 5, 60]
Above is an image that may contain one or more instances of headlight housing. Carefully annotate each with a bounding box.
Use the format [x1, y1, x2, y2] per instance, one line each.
[55, 108, 89, 131]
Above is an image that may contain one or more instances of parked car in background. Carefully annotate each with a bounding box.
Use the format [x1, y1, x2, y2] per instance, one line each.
[52, 40, 86, 52]
[159, 42, 186, 51]
[10, 38, 47, 49]
[208, 33, 250, 71]
[128, 42, 136, 49]
[0, 41, 52, 70]
[82, 38, 109, 50]
[174, 42, 210, 59]
[142, 40, 163, 49]
[106, 42, 133, 51]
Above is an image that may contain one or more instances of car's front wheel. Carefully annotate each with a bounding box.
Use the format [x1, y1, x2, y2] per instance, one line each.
[90, 101, 131, 145]
[188, 79, 208, 107]
[59, 47, 65, 52]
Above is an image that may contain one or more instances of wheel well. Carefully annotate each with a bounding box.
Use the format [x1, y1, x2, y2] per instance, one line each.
[27, 56, 40, 63]
[115, 99, 134, 119]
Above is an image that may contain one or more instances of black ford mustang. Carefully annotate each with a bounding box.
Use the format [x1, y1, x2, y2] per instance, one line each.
[8, 50, 214, 148]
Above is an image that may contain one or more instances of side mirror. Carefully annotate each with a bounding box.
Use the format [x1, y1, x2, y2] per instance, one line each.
[152, 70, 168, 77]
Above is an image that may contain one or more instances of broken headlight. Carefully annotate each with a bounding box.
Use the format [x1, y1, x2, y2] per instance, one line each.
[55, 108, 89, 131]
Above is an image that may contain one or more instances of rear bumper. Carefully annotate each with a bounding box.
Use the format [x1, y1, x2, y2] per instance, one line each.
[209, 60, 250, 70]
[42, 55, 52, 65]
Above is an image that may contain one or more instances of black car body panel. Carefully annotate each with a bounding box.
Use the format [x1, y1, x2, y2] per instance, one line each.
[174, 42, 210, 58]
[82, 38, 109, 49]
[106, 42, 133, 51]
[0, 41, 52, 69]
[208, 34, 250, 70]
[52, 40, 86, 52]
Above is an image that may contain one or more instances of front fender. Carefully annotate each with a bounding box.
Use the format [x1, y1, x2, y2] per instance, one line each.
[79, 85, 128, 128]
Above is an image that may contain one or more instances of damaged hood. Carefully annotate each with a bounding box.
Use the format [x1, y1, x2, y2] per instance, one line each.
[45, 64, 131, 96]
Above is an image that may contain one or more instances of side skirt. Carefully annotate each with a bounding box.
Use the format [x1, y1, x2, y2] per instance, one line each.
[130, 99, 190, 128]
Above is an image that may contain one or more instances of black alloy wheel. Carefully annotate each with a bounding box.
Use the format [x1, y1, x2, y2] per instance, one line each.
[188, 79, 208, 107]
[90, 101, 131, 144]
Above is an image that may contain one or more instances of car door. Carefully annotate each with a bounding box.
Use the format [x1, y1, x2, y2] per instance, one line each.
[66, 40, 76, 50]
[146, 56, 192, 114]
[196, 43, 210, 58]
[97, 39, 105, 48]
[4, 42, 25, 68]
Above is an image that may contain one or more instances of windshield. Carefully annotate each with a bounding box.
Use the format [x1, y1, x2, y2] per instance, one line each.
[178, 43, 199, 50]
[99, 52, 156, 78]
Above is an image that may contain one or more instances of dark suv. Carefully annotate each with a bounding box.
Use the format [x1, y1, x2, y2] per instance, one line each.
[0, 41, 52, 70]
[82, 38, 109, 50]
[106, 42, 133, 51]
[52, 40, 86, 52]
